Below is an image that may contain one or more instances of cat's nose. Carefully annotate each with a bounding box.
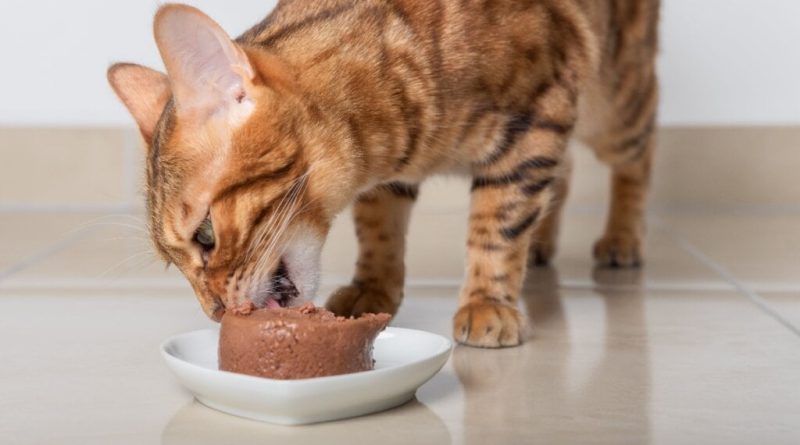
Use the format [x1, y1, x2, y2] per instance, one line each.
[209, 295, 225, 321]
[198, 291, 225, 321]
[189, 279, 226, 321]
[205, 268, 252, 315]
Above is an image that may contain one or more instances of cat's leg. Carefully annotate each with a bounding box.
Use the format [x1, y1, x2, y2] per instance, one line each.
[454, 103, 574, 347]
[325, 182, 417, 317]
[528, 154, 572, 266]
[591, 74, 658, 267]
[593, 145, 653, 267]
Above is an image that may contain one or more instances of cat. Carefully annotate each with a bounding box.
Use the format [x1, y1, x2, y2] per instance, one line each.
[108, 0, 659, 348]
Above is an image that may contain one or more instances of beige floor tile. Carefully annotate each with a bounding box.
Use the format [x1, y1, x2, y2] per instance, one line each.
[0, 213, 104, 275]
[327, 208, 729, 291]
[399, 278, 800, 444]
[0, 291, 208, 445]
[0, 128, 135, 206]
[551, 213, 728, 290]
[2, 282, 799, 444]
[760, 292, 800, 330]
[0, 214, 185, 289]
[659, 214, 800, 290]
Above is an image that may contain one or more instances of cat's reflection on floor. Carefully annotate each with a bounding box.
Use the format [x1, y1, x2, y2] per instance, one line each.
[161, 396, 450, 445]
[453, 266, 651, 443]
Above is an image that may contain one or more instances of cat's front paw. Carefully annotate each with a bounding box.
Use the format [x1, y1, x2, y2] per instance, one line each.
[593, 233, 643, 268]
[325, 285, 400, 317]
[453, 300, 525, 348]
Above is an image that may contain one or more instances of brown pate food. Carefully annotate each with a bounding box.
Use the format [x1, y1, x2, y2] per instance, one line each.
[219, 303, 391, 379]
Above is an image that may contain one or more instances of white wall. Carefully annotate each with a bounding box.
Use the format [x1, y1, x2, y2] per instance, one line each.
[659, 0, 800, 126]
[0, 0, 798, 126]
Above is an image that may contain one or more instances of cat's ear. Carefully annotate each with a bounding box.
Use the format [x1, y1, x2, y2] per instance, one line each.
[154, 4, 256, 123]
[107, 63, 171, 143]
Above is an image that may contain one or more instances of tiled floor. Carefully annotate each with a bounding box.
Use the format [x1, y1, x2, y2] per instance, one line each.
[1, 209, 799, 444]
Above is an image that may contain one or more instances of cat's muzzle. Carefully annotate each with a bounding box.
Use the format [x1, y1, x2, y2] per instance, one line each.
[257, 259, 299, 309]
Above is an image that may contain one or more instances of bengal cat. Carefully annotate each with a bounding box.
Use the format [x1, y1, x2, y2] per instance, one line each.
[108, 0, 659, 348]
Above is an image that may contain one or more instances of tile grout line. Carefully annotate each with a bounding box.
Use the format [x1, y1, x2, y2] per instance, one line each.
[0, 227, 100, 283]
[653, 219, 800, 338]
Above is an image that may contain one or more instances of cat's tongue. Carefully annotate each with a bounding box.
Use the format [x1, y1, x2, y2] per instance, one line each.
[266, 298, 281, 310]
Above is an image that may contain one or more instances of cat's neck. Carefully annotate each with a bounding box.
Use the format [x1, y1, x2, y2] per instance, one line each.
[245, 44, 428, 192]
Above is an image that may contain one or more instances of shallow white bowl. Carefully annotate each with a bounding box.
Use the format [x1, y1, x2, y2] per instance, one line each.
[161, 327, 452, 425]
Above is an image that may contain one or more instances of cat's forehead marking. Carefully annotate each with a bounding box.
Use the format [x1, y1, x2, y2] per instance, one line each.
[149, 99, 177, 184]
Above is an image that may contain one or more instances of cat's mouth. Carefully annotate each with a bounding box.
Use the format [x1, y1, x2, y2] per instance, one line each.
[239, 233, 322, 314]
[252, 259, 299, 309]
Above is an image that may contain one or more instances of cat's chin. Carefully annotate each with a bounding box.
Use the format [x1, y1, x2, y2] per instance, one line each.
[248, 233, 323, 311]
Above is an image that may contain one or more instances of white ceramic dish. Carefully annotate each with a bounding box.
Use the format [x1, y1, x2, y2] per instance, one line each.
[161, 327, 452, 425]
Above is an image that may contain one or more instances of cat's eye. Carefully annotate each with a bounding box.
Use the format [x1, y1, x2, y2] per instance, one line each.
[194, 217, 215, 251]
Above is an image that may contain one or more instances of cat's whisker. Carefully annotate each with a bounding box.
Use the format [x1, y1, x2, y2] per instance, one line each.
[257, 172, 308, 257]
[94, 236, 151, 243]
[249, 200, 294, 284]
[253, 181, 303, 274]
[252, 172, 308, 251]
[251, 173, 309, 287]
[261, 184, 319, 287]
[243, 171, 307, 266]
[108, 254, 160, 279]
[67, 215, 148, 237]
[80, 221, 149, 233]
[95, 250, 156, 279]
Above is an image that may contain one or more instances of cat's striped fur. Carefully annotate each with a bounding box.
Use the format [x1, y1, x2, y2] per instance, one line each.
[108, 0, 659, 347]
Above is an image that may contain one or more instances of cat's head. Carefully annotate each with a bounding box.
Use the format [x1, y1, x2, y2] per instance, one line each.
[108, 5, 357, 320]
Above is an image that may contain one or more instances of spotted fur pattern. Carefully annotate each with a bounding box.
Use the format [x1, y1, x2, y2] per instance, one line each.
[108, 0, 659, 348]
